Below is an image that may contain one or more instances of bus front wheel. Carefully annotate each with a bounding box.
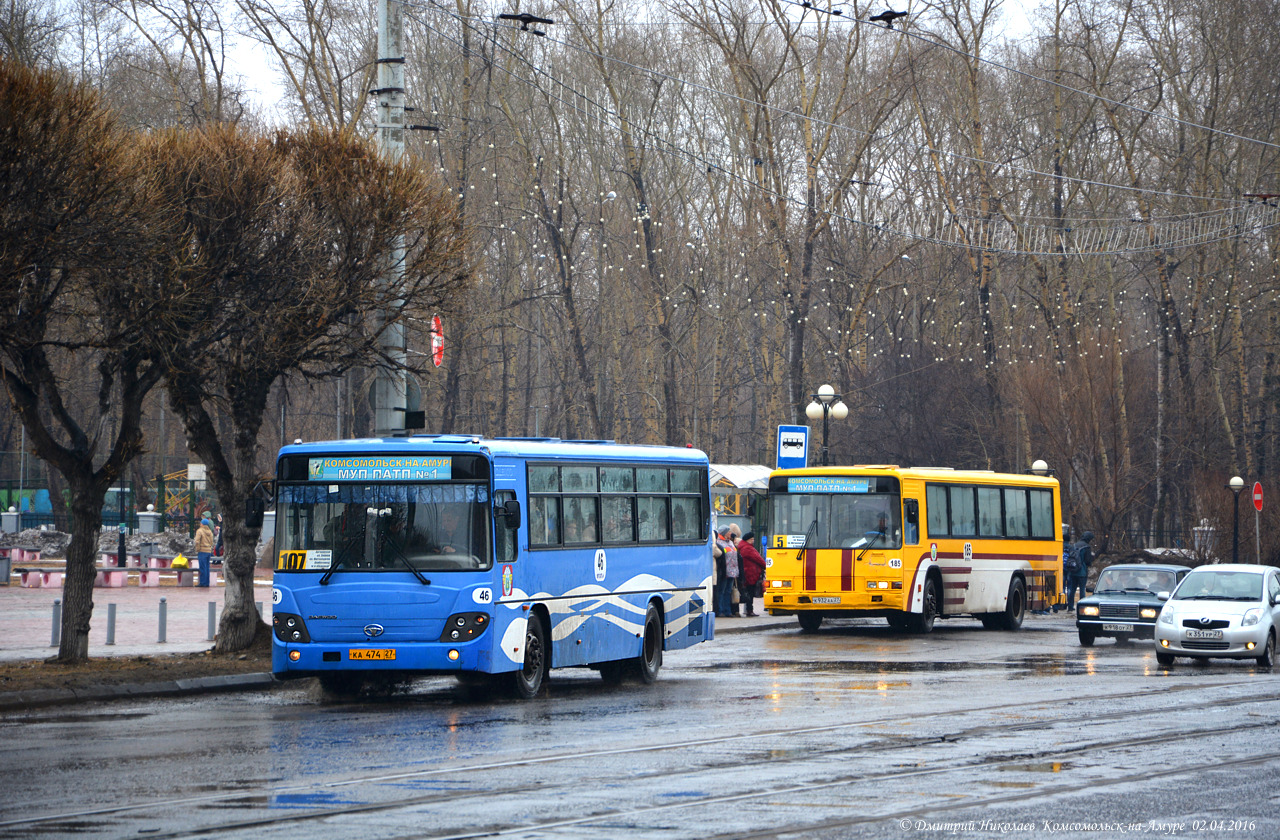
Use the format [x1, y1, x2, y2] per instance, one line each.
[510, 615, 549, 699]
[909, 576, 939, 634]
[798, 612, 823, 633]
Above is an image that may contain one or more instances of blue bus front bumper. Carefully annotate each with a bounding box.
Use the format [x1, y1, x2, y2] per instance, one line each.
[272, 638, 489, 679]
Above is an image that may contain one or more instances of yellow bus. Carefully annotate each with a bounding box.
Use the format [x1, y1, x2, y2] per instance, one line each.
[763, 466, 1062, 633]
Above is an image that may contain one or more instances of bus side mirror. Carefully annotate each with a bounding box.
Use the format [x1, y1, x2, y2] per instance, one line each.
[245, 496, 265, 528]
[903, 498, 919, 526]
[499, 499, 521, 529]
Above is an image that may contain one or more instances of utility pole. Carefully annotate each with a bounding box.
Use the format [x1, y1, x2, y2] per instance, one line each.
[373, 0, 408, 437]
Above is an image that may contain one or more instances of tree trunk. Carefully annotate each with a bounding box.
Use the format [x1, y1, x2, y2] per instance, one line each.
[214, 510, 265, 652]
[55, 487, 104, 662]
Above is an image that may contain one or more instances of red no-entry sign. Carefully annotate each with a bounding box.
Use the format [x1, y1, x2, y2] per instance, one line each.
[1253, 482, 1263, 512]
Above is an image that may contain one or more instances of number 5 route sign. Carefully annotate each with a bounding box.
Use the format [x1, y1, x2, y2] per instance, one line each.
[1254, 482, 1263, 512]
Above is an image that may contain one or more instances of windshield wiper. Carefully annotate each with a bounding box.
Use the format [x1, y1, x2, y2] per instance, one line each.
[380, 538, 431, 586]
[855, 527, 886, 566]
[796, 517, 820, 561]
[319, 536, 361, 586]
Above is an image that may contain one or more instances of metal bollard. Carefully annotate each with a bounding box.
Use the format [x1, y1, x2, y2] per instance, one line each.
[51, 599, 61, 647]
[158, 597, 167, 643]
[106, 603, 117, 645]
[208, 601, 217, 641]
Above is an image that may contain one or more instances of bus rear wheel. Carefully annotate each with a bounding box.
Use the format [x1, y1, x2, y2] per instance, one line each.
[510, 615, 549, 699]
[798, 612, 824, 633]
[631, 605, 664, 683]
[998, 577, 1026, 630]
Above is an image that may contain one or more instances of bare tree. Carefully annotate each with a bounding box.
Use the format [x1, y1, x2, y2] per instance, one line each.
[1, 0, 63, 65]
[141, 124, 471, 651]
[0, 58, 178, 662]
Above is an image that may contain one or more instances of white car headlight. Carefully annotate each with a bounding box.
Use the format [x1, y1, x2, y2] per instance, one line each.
[1242, 608, 1261, 627]
[1159, 608, 1175, 625]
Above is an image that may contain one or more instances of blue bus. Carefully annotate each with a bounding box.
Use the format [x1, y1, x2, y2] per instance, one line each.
[270, 435, 715, 697]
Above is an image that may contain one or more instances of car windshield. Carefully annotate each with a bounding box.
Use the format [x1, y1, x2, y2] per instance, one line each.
[276, 483, 491, 573]
[1093, 568, 1176, 595]
[1172, 570, 1262, 602]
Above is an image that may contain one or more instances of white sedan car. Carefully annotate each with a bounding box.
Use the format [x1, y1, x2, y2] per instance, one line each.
[1154, 563, 1280, 667]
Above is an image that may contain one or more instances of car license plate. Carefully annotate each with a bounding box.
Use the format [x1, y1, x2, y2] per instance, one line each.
[349, 648, 396, 661]
[812, 597, 841, 604]
[1184, 629, 1223, 640]
[1102, 623, 1134, 632]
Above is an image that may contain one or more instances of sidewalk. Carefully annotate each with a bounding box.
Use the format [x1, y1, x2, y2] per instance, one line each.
[0, 572, 276, 663]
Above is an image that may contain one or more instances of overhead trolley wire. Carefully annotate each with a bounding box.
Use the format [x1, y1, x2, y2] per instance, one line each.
[401, 1, 1280, 256]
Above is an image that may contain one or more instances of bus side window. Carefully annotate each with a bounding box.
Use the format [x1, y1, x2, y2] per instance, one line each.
[903, 499, 919, 545]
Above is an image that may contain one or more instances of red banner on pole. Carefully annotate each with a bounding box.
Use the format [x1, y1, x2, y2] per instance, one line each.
[430, 315, 444, 368]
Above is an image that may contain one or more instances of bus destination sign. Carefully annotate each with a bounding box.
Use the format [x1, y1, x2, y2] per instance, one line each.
[308, 456, 452, 481]
[787, 477, 870, 494]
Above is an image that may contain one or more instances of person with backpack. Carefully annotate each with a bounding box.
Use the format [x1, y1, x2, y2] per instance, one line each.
[1063, 531, 1094, 611]
[1053, 525, 1073, 612]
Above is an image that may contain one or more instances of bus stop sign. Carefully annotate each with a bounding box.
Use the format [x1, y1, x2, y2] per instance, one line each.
[777, 425, 808, 470]
[1254, 482, 1263, 512]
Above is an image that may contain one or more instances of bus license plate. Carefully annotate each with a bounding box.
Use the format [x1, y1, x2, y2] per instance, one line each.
[1102, 623, 1133, 633]
[1184, 629, 1222, 640]
[812, 597, 841, 604]
[349, 649, 396, 661]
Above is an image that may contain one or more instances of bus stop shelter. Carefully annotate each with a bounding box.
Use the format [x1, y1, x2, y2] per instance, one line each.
[709, 464, 771, 535]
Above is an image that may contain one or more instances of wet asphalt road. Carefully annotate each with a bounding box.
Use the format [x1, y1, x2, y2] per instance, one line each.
[1, 613, 1278, 839]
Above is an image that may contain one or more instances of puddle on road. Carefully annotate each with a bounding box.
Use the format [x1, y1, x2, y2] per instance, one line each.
[698, 655, 1096, 679]
[997, 761, 1069, 773]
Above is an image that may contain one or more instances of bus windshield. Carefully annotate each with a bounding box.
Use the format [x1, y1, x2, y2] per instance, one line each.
[771, 492, 902, 549]
[276, 483, 491, 573]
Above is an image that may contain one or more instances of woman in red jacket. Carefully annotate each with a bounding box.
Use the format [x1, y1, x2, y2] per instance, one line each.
[736, 532, 767, 617]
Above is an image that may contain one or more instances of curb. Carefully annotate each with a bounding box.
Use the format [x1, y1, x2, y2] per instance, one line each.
[714, 616, 795, 634]
[1, 619, 795, 711]
[0, 672, 277, 713]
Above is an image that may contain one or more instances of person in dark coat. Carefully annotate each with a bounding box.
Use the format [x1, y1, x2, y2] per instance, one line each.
[1065, 531, 1094, 611]
[736, 531, 767, 617]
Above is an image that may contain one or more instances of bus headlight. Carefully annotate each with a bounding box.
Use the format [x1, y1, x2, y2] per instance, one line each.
[272, 613, 311, 643]
[440, 612, 491, 642]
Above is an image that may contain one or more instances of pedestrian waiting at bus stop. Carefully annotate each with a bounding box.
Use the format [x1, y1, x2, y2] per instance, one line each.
[737, 531, 767, 618]
[714, 526, 738, 617]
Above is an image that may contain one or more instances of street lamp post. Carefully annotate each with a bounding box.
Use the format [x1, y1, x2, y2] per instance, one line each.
[1228, 475, 1244, 564]
[804, 384, 848, 467]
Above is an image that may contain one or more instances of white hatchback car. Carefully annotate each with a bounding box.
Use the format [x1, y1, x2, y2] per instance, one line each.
[1154, 564, 1280, 667]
